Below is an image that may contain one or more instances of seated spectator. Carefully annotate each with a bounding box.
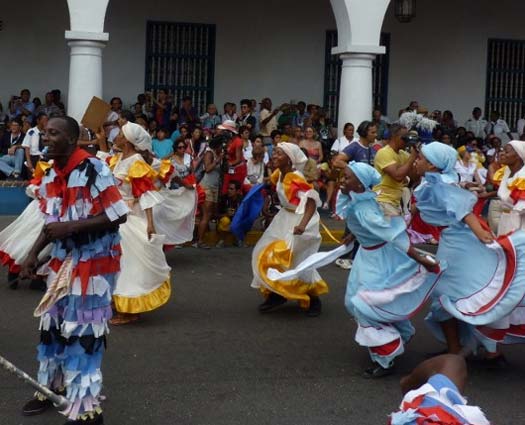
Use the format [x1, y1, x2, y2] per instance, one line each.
[330, 122, 355, 154]
[8, 90, 35, 123]
[222, 102, 238, 123]
[455, 146, 483, 189]
[293, 101, 309, 129]
[239, 126, 253, 160]
[148, 119, 158, 137]
[103, 97, 122, 144]
[216, 180, 244, 247]
[171, 123, 189, 144]
[280, 124, 293, 142]
[0, 118, 25, 179]
[300, 126, 323, 163]
[270, 130, 282, 157]
[372, 109, 388, 140]
[22, 112, 48, 175]
[51, 89, 66, 112]
[312, 108, 335, 157]
[244, 145, 266, 189]
[152, 89, 173, 128]
[36, 92, 62, 117]
[300, 147, 320, 184]
[293, 126, 304, 141]
[200, 104, 222, 132]
[152, 127, 173, 159]
[252, 135, 270, 165]
[186, 127, 205, 159]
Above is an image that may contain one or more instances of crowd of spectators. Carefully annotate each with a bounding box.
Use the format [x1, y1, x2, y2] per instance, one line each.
[1, 88, 524, 247]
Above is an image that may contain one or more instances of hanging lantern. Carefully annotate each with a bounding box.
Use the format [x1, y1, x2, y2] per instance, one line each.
[395, 0, 416, 23]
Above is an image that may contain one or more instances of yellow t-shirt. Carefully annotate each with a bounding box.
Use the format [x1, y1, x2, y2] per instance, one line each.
[373, 145, 410, 205]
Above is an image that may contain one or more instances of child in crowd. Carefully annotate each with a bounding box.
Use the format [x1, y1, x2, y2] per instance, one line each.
[216, 180, 244, 247]
[152, 127, 173, 159]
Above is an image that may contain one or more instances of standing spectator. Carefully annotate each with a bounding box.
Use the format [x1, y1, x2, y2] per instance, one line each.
[195, 136, 224, 249]
[186, 127, 205, 159]
[373, 124, 415, 217]
[280, 124, 293, 142]
[178, 96, 199, 129]
[104, 97, 122, 144]
[152, 127, 173, 159]
[312, 109, 335, 156]
[252, 135, 270, 165]
[200, 104, 222, 132]
[237, 99, 257, 132]
[239, 126, 253, 160]
[36, 92, 62, 117]
[517, 114, 525, 138]
[372, 108, 388, 140]
[331, 123, 355, 154]
[465, 107, 487, 139]
[51, 89, 65, 113]
[455, 146, 481, 186]
[485, 110, 513, 144]
[259, 98, 281, 149]
[293, 101, 310, 129]
[152, 89, 173, 128]
[440, 110, 457, 135]
[22, 112, 48, 174]
[222, 102, 238, 123]
[219, 120, 247, 194]
[0, 118, 25, 179]
[9, 89, 35, 123]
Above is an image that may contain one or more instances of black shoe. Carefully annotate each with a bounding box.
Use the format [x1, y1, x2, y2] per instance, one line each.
[476, 354, 509, 370]
[258, 292, 287, 313]
[64, 413, 104, 425]
[363, 362, 394, 379]
[22, 397, 53, 416]
[29, 278, 46, 291]
[8, 271, 19, 289]
[306, 296, 322, 317]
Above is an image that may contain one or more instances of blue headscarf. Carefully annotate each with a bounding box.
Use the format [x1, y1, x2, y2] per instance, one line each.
[421, 142, 459, 183]
[347, 161, 381, 189]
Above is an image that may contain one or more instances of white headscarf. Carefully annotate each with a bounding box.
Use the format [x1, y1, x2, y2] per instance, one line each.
[122, 122, 153, 153]
[278, 142, 307, 172]
[509, 140, 525, 163]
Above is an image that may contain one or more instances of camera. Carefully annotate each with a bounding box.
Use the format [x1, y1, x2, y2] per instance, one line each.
[402, 133, 420, 151]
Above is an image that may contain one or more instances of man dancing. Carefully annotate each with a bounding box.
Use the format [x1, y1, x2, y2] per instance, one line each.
[20, 116, 128, 425]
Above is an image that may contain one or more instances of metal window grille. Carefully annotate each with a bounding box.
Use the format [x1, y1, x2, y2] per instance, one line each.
[145, 21, 216, 115]
[324, 31, 390, 124]
[486, 38, 525, 131]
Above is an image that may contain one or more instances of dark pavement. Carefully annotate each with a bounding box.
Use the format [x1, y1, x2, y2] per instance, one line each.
[0, 216, 524, 425]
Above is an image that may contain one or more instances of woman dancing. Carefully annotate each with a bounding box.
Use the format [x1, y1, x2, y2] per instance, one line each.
[337, 161, 442, 378]
[413, 142, 525, 358]
[109, 122, 171, 325]
[251, 142, 328, 317]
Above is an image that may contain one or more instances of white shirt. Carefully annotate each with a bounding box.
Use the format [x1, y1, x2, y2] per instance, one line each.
[486, 119, 511, 144]
[517, 118, 525, 137]
[330, 136, 352, 153]
[22, 126, 44, 156]
[465, 117, 487, 139]
[454, 160, 477, 183]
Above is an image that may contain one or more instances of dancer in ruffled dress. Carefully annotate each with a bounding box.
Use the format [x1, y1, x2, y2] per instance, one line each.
[0, 161, 51, 289]
[337, 161, 443, 377]
[251, 142, 328, 316]
[150, 141, 197, 248]
[19, 116, 128, 424]
[413, 142, 525, 357]
[108, 122, 171, 325]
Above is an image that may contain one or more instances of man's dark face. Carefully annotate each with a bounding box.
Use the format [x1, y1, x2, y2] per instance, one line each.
[111, 99, 122, 111]
[473, 109, 481, 120]
[21, 91, 30, 102]
[183, 99, 192, 109]
[227, 184, 237, 197]
[241, 104, 250, 115]
[10, 122, 21, 134]
[42, 118, 73, 160]
[283, 124, 292, 136]
[490, 112, 498, 122]
[262, 98, 272, 110]
[137, 94, 146, 104]
[298, 102, 306, 113]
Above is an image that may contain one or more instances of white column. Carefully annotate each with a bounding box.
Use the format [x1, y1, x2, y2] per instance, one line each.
[66, 0, 110, 121]
[337, 53, 375, 132]
[66, 33, 108, 121]
[330, 0, 391, 136]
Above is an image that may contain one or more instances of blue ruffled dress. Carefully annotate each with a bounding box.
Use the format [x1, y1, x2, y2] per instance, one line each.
[415, 173, 525, 352]
[338, 191, 444, 368]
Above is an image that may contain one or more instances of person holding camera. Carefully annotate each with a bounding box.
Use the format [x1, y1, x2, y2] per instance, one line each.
[373, 124, 416, 217]
[195, 135, 224, 249]
[8, 89, 35, 123]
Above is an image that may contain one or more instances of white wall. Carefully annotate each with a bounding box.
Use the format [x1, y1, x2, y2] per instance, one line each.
[2, 0, 525, 127]
[383, 0, 525, 124]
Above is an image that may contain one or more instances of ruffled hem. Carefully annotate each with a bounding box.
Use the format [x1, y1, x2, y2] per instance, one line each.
[113, 279, 171, 314]
[0, 250, 20, 273]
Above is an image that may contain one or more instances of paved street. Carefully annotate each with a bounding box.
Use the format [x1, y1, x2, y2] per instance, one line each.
[0, 216, 524, 425]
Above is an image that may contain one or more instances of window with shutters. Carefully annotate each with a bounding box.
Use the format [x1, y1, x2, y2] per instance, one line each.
[323, 31, 390, 124]
[145, 21, 216, 115]
[485, 38, 525, 130]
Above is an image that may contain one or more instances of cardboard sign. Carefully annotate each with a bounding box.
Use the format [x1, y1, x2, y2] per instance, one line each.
[81, 96, 111, 132]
